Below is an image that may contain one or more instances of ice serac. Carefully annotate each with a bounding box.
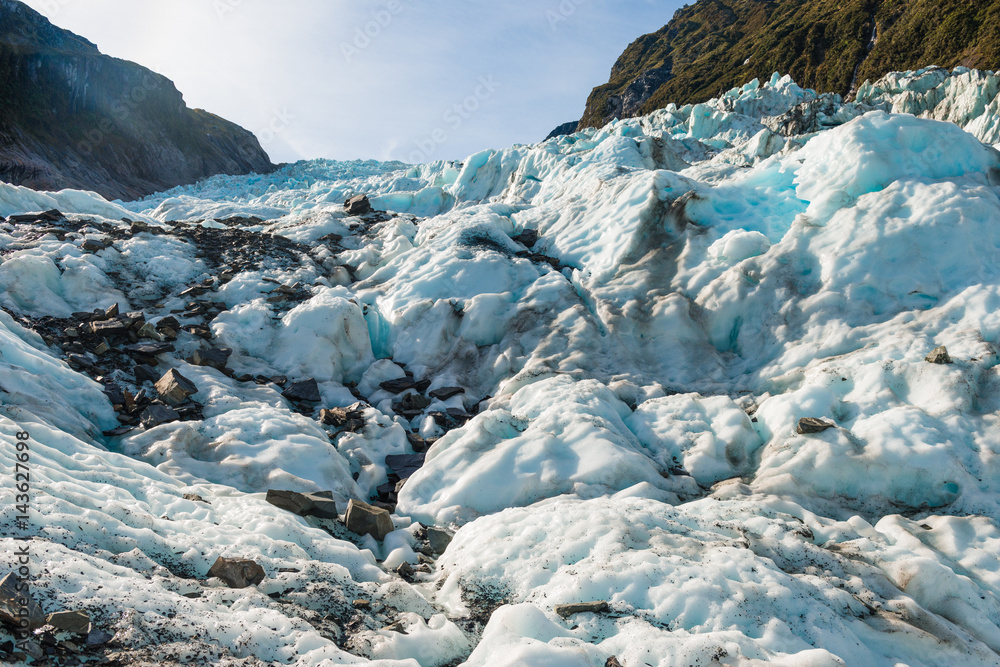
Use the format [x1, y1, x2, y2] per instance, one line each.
[0, 0, 274, 201]
[4, 66, 1000, 664]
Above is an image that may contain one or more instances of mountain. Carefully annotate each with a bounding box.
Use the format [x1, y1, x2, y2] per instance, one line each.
[580, 0, 1000, 128]
[1, 66, 999, 664]
[0, 0, 274, 201]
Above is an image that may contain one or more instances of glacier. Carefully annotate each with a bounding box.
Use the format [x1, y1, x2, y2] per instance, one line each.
[1, 65, 1000, 665]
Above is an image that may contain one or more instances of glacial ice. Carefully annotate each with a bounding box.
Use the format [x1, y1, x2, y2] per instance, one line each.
[2, 66, 1000, 664]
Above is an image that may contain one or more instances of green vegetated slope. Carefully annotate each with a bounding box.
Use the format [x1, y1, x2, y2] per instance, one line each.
[580, 0, 1000, 128]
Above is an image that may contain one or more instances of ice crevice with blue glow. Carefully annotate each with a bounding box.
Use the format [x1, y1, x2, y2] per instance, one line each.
[2, 66, 1000, 665]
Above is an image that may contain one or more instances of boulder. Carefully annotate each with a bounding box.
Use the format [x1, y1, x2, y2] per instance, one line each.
[926, 346, 953, 364]
[155, 316, 181, 332]
[102, 384, 125, 406]
[206, 556, 265, 588]
[380, 377, 416, 394]
[302, 493, 340, 520]
[797, 417, 835, 435]
[140, 405, 180, 429]
[155, 369, 198, 406]
[398, 392, 432, 412]
[85, 629, 114, 646]
[385, 454, 425, 479]
[282, 378, 321, 402]
[46, 610, 91, 634]
[192, 347, 232, 370]
[81, 238, 110, 252]
[344, 194, 372, 216]
[554, 601, 608, 618]
[406, 432, 429, 453]
[344, 498, 394, 540]
[429, 386, 465, 401]
[265, 490, 339, 520]
[606, 657, 623, 667]
[0, 572, 45, 630]
[512, 229, 539, 248]
[426, 527, 454, 555]
[8, 209, 63, 223]
[265, 489, 313, 515]
[134, 364, 159, 383]
[136, 322, 164, 341]
[85, 320, 127, 337]
[124, 342, 176, 357]
[320, 405, 367, 432]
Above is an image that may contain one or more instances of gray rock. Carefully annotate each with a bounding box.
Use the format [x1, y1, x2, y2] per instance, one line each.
[345, 194, 372, 216]
[512, 229, 539, 248]
[8, 209, 63, 223]
[926, 346, 953, 364]
[426, 527, 453, 555]
[134, 364, 159, 383]
[85, 319, 127, 336]
[398, 392, 432, 411]
[380, 377, 416, 394]
[301, 493, 339, 520]
[282, 378, 321, 402]
[395, 561, 414, 580]
[606, 657, 623, 667]
[124, 342, 176, 357]
[85, 629, 114, 646]
[102, 384, 125, 406]
[155, 316, 181, 332]
[0, 572, 45, 630]
[265, 489, 313, 515]
[797, 417, 835, 435]
[344, 498, 394, 540]
[320, 403, 367, 431]
[81, 238, 110, 252]
[183, 493, 209, 504]
[192, 347, 232, 370]
[46, 610, 91, 634]
[155, 369, 198, 406]
[386, 454, 425, 479]
[22, 640, 43, 659]
[554, 601, 608, 618]
[265, 490, 339, 520]
[140, 405, 180, 429]
[136, 322, 164, 341]
[207, 556, 265, 588]
[429, 386, 465, 401]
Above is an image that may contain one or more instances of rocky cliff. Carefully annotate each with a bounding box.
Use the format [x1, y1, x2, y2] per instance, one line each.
[580, 0, 1000, 128]
[0, 0, 275, 201]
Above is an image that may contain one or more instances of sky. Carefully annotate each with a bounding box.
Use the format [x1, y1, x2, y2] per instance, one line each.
[21, 0, 683, 165]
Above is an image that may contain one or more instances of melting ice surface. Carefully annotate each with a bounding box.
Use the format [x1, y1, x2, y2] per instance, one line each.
[2, 66, 1000, 664]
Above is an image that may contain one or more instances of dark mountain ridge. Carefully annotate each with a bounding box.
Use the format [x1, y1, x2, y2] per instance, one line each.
[0, 0, 275, 201]
[578, 0, 1000, 129]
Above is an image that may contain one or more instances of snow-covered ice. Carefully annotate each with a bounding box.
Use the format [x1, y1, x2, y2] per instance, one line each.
[2, 66, 1000, 664]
